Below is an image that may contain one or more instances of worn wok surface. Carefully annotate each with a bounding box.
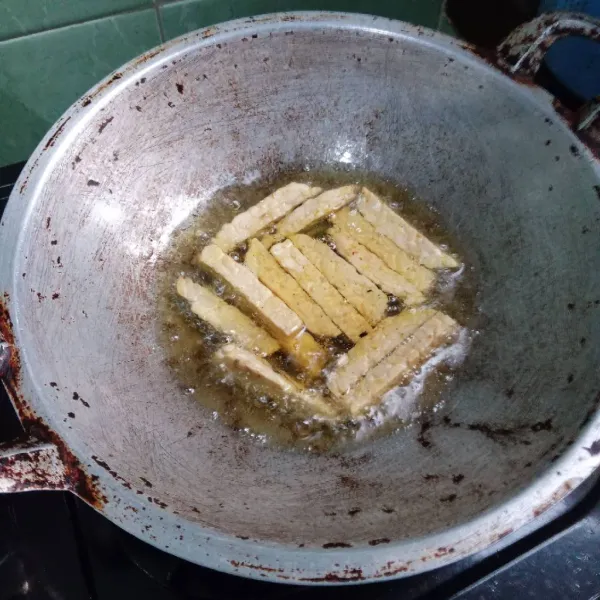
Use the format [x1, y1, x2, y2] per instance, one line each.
[0, 12, 600, 584]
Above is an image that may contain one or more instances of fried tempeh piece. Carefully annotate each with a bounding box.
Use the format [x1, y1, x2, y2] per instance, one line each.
[327, 308, 437, 397]
[278, 331, 329, 379]
[331, 207, 435, 292]
[214, 344, 338, 418]
[270, 240, 371, 343]
[245, 239, 341, 338]
[262, 185, 359, 248]
[290, 233, 387, 325]
[357, 188, 459, 269]
[199, 244, 303, 339]
[328, 228, 425, 305]
[346, 313, 459, 416]
[176, 277, 280, 356]
[212, 182, 322, 252]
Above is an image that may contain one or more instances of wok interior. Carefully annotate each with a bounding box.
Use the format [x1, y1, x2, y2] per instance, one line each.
[17, 24, 600, 546]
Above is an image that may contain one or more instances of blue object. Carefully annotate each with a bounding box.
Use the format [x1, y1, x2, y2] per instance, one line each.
[539, 0, 600, 100]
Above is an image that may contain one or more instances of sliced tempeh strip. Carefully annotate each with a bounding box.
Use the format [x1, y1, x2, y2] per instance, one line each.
[328, 227, 425, 305]
[290, 233, 387, 325]
[270, 240, 371, 343]
[346, 313, 459, 416]
[278, 331, 329, 380]
[199, 244, 303, 339]
[357, 188, 459, 269]
[245, 239, 341, 338]
[214, 344, 338, 418]
[327, 308, 437, 397]
[212, 182, 322, 252]
[331, 207, 435, 292]
[262, 185, 359, 248]
[176, 276, 279, 356]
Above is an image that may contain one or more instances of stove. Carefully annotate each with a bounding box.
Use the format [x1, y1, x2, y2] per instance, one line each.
[2, 162, 600, 600]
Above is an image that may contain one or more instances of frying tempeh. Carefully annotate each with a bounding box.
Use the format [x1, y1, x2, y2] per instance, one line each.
[262, 185, 359, 248]
[328, 228, 425, 305]
[214, 344, 338, 418]
[327, 308, 437, 397]
[357, 188, 459, 269]
[331, 207, 435, 292]
[212, 182, 322, 252]
[245, 239, 341, 338]
[270, 240, 372, 343]
[290, 233, 387, 325]
[278, 331, 329, 379]
[176, 276, 280, 356]
[199, 244, 303, 339]
[346, 313, 459, 416]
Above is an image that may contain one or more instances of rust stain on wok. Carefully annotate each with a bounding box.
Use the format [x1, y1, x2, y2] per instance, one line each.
[532, 480, 574, 517]
[43, 116, 71, 151]
[0, 296, 105, 507]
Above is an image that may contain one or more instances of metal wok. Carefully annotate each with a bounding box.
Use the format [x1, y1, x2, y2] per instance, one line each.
[1, 11, 600, 584]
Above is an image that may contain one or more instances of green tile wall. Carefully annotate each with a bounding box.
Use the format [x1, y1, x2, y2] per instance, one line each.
[159, 0, 444, 40]
[0, 0, 456, 168]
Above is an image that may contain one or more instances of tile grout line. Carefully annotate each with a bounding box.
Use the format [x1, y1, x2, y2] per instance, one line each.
[0, 4, 157, 44]
[436, 0, 447, 31]
[153, 0, 166, 43]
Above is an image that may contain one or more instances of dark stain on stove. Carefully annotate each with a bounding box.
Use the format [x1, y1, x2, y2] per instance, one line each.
[440, 494, 457, 503]
[585, 440, 600, 456]
[545, 139, 551, 146]
[50, 382, 58, 388]
[505, 387, 515, 398]
[423, 474, 439, 481]
[525, 461, 533, 467]
[56, 256, 61, 266]
[582, 226, 590, 234]
[51, 240, 57, 245]
[382, 506, 395, 513]
[45, 217, 51, 229]
[140, 477, 153, 488]
[237, 535, 249, 540]
[73, 392, 90, 408]
[98, 116, 114, 134]
[51, 293, 60, 300]
[87, 179, 100, 187]
[369, 538, 390, 546]
[348, 507, 361, 517]
[567, 373, 574, 384]
[35, 291, 46, 302]
[594, 185, 600, 200]
[191, 507, 200, 514]
[176, 83, 184, 94]
[580, 337, 587, 346]
[135, 105, 142, 112]
[323, 542, 352, 549]
[67, 412, 75, 418]
[452, 474, 465, 484]
[324, 511, 337, 516]
[569, 144, 580, 157]
[567, 302, 575, 310]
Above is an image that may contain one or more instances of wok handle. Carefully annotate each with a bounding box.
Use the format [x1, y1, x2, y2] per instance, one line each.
[0, 436, 68, 493]
[497, 12, 600, 79]
[497, 12, 600, 133]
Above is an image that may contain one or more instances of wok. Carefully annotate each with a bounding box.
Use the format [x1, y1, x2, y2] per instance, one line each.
[1, 11, 600, 584]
